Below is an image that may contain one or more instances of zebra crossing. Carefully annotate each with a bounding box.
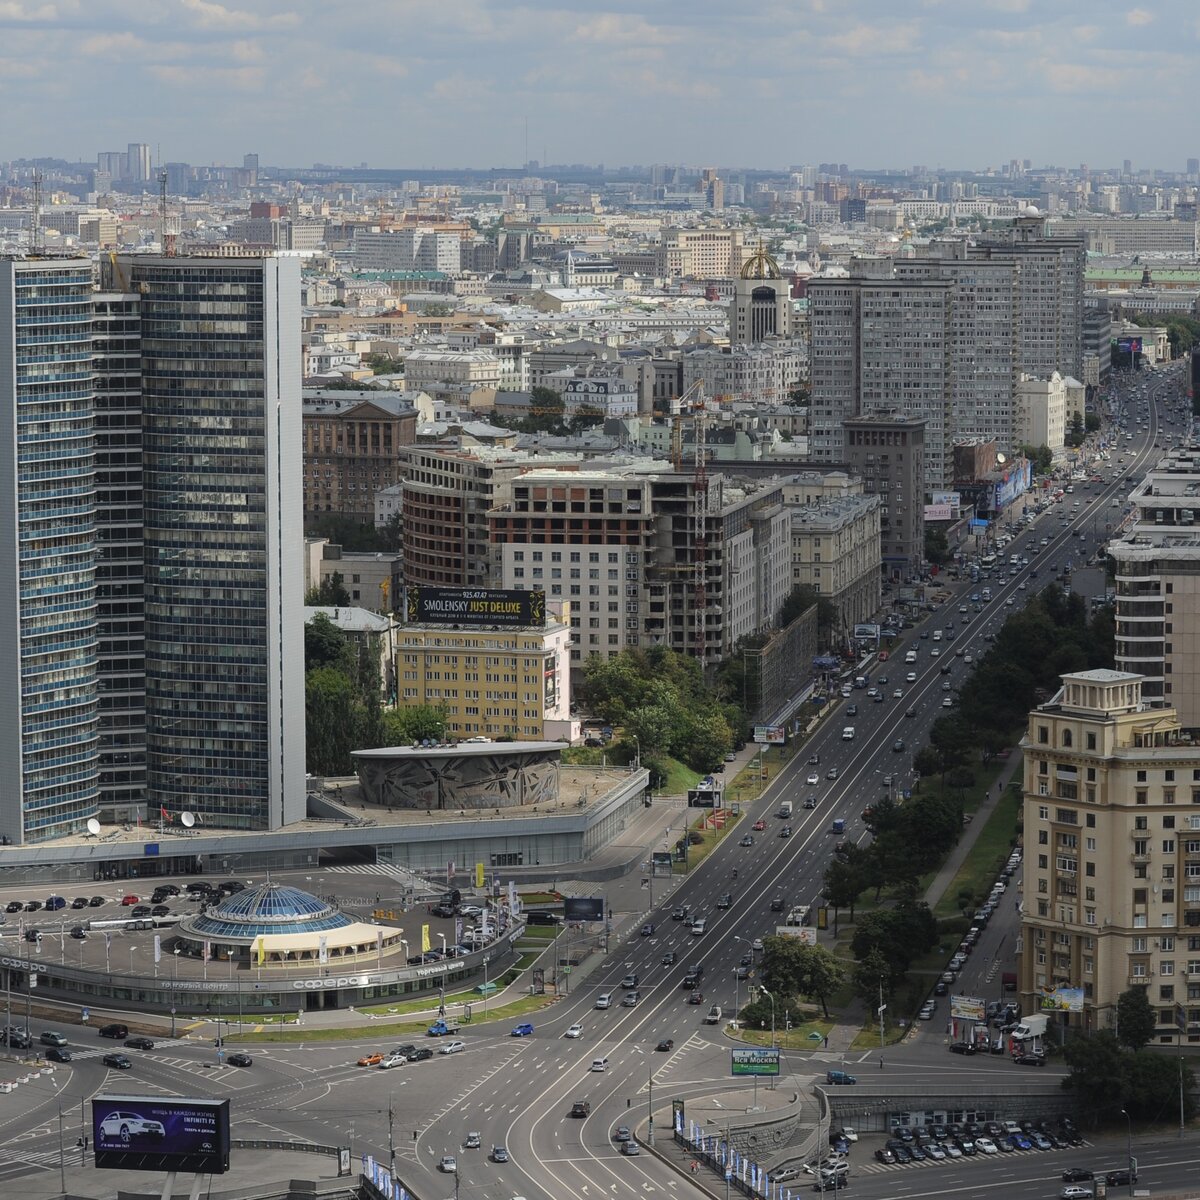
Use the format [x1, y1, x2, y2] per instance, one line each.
[326, 862, 434, 889]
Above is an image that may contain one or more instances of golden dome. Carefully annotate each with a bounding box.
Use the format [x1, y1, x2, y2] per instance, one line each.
[740, 241, 782, 280]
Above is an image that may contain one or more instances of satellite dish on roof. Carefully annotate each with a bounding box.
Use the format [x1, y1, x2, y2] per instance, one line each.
[180, 811, 196, 828]
[86, 817, 101, 836]
[996, 452, 1007, 464]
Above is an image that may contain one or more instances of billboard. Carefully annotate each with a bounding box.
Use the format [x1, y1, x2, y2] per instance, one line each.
[753, 725, 785, 745]
[1114, 336, 1143, 355]
[992, 459, 1033, 511]
[931, 490, 961, 511]
[852, 624, 880, 644]
[563, 897, 604, 922]
[950, 994, 986, 1022]
[774, 926, 817, 944]
[924, 503, 954, 522]
[404, 586, 544, 628]
[731, 1048, 781, 1077]
[688, 787, 720, 807]
[1039, 985, 1084, 1013]
[92, 1096, 230, 1174]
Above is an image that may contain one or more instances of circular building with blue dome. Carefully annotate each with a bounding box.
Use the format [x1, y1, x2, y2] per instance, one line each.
[176, 882, 405, 968]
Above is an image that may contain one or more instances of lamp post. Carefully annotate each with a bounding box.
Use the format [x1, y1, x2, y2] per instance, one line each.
[632, 735, 641, 769]
[1120, 1108, 1133, 1198]
[171, 948, 180, 1037]
[437, 933, 447, 955]
[128, 946, 136, 974]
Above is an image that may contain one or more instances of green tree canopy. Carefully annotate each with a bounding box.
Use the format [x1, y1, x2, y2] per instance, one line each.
[306, 571, 351, 608]
[761, 939, 845, 1019]
[382, 705, 448, 745]
[1115, 985, 1156, 1051]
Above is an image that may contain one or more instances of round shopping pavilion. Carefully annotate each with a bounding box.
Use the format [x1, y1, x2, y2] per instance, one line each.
[0, 882, 518, 1020]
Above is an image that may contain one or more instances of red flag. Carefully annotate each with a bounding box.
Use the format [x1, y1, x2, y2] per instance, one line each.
[160, 806, 172, 822]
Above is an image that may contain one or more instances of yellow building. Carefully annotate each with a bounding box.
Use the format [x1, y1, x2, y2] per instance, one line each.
[1019, 669, 1200, 1042]
[394, 616, 574, 742]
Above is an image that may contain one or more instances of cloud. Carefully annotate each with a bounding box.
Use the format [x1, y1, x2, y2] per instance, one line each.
[148, 62, 264, 89]
[0, 1, 58, 18]
[179, 0, 298, 31]
[574, 13, 672, 46]
[825, 22, 917, 57]
[1126, 7, 1154, 24]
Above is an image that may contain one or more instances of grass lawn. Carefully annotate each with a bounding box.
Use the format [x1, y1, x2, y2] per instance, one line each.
[659, 755, 702, 795]
[849, 1021, 907, 1051]
[739, 1017, 834, 1050]
[676, 808, 742, 872]
[517, 925, 561, 943]
[933, 785, 1022, 919]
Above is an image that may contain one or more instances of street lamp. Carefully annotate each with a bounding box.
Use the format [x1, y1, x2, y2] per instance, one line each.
[171, 948, 181, 1038]
[759, 986, 776, 1048]
[437, 933, 447, 954]
[631, 735, 641, 769]
[1120, 1108, 1133, 1198]
[128, 946, 136, 974]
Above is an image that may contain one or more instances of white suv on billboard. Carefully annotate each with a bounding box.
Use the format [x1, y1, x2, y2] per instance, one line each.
[99, 1111, 166, 1140]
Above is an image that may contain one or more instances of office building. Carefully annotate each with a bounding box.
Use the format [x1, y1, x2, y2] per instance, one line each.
[1018, 669, 1200, 1041]
[810, 261, 953, 488]
[788, 494, 882, 632]
[112, 254, 306, 831]
[0, 259, 100, 844]
[729, 244, 793, 346]
[302, 392, 419, 524]
[1110, 445, 1200, 728]
[1049, 216, 1199, 257]
[660, 226, 745, 278]
[843, 412, 926, 578]
[1013, 371, 1068, 453]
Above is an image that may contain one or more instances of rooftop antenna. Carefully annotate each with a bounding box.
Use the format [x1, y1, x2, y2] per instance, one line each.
[159, 170, 176, 256]
[31, 169, 43, 255]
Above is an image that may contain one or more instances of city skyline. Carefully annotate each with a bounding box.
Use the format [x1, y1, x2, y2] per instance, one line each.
[0, 0, 1197, 172]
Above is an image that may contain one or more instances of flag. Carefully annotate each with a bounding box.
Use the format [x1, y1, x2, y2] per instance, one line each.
[318, 935, 328, 965]
[256, 936, 265, 966]
[203, 940, 211, 962]
[160, 806, 171, 822]
[421, 924, 430, 954]
[154, 935, 161, 964]
[135, 812, 141, 828]
[475, 861, 485, 889]
[376, 929, 384, 956]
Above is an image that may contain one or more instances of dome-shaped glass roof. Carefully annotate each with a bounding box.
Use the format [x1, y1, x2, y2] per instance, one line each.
[183, 882, 353, 940]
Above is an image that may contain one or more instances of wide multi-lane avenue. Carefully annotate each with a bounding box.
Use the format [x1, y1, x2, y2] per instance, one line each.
[1, 363, 1193, 1200]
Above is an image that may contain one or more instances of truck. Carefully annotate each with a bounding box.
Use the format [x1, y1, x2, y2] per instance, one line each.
[904, 650, 918, 664]
[777, 800, 793, 819]
[1001, 971, 1017, 993]
[704, 1005, 722, 1025]
[831, 818, 846, 835]
[784, 905, 811, 927]
[426, 1019, 461, 1037]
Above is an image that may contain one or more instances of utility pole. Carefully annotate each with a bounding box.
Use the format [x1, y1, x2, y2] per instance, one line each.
[388, 1095, 395, 1175]
[58, 1107, 65, 1194]
[647, 1065, 654, 1146]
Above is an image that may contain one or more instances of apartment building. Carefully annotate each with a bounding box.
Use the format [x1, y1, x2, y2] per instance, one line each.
[682, 343, 805, 406]
[1110, 445, 1200, 727]
[353, 228, 462, 273]
[660, 226, 746, 278]
[488, 464, 791, 667]
[393, 619, 572, 742]
[302, 393, 419, 524]
[810, 261, 953, 488]
[1019, 669, 1200, 1041]
[401, 447, 579, 588]
[843, 413, 926, 578]
[789, 495, 883, 632]
[402, 349, 504, 399]
[1013, 372, 1068, 453]
[1049, 216, 1199, 257]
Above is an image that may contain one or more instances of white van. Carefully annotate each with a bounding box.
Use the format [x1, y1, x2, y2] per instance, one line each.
[905, 650, 917, 664]
[595, 993, 612, 1010]
[842, 726, 855, 741]
[691, 918, 707, 936]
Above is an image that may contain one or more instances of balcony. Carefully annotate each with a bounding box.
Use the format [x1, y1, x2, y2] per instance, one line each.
[1130, 852, 1152, 865]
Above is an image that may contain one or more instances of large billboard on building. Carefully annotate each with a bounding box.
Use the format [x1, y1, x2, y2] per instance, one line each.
[1114, 336, 1143, 355]
[773, 926, 817, 944]
[93, 1096, 230, 1174]
[931, 491, 962, 513]
[924, 503, 954, 522]
[992, 459, 1033, 511]
[405, 586, 545, 628]
[950, 994, 986, 1022]
[1039, 985, 1084, 1013]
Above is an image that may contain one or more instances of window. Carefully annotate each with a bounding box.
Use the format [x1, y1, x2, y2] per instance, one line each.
[1062, 729, 1073, 748]
[1086, 732, 1097, 750]
[1038, 725, 1049, 744]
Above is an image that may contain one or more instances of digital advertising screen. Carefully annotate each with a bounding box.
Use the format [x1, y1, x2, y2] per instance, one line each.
[92, 1096, 231, 1174]
[562, 896, 605, 922]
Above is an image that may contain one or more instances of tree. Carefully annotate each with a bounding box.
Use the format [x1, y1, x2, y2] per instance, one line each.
[305, 612, 350, 671]
[1061, 1030, 1131, 1127]
[1115, 985, 1156, 1051]
[779, 583, 836, 635]
[924, 527, 951, 566]
[381, 704, 448, 745]
[305, 666, 362, 775]
[1084, 411, 1101, 433]
[623, 704, 675, 759]
[1018, 443, 1054, 475]
[851, 947, 893, 1011]
[822, 855, 865, 921]
[1065, 412, 1086, 448]
[306, 571, 351, 608]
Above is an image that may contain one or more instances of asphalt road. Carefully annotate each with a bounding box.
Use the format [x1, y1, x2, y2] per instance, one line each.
[1, 362, 1192, 1200]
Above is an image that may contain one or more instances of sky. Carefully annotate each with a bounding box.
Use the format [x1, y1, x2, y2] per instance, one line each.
[1, 0, 1197, 173]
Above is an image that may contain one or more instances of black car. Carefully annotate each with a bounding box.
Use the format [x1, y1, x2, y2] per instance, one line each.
[656, 1039, 674, 1052]
[102, 1053, 132, 1069]
[124, 1036, 155, 1051]
[3, 901, 21, 914]
[46, 1047, 72, 1063]
[69, 926, 87, 939]
[892, 1146, 911, 1164]
[661, 951, 677, 966]
[1013, 1052, 1045, 1067]
[934, 981, 948, 995]
[780, 825, 792, 838]
[131, 905, 151, 917]
[70, 897, 89, 909]
[99, 1023, 129, 1039]
[948, 1041, 976, 1055]
[89, 896, 106, 907]
[1106, 1169, 1138, 1186]
[24, 900, 41, 912]
[406, 1047, 433, 1062]
[770, 896, 784, 912]
[682, 973, 700, 989]
[228, 1053, 253, 1067]
[151, 905, 169, 917]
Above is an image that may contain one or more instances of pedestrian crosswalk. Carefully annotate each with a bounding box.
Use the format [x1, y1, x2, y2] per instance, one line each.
[326, 862, 435, 890]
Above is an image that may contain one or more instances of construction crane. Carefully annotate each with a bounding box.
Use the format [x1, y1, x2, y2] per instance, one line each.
[159, 171, 176, 257]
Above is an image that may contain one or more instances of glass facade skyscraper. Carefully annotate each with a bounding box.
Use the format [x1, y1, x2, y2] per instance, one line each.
[0, 259, 100, 843]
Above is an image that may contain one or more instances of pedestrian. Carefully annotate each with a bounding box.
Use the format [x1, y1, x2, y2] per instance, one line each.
[879, 1057, 884, 1070]
[823, 1035, 828, 1049]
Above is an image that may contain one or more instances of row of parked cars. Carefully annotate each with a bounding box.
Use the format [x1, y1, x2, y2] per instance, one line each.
[873, 1116, 1083, 1166]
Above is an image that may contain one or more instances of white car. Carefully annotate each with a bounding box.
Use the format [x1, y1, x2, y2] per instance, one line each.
[931, 647, 941, 657]
[378, 1053, 406, 1069]
[439, 1155, 457, 1173]
[906, 672, 917, 682]
[751, 938, 764, 952]
[564, 1023, 583, 1039]
[944, 1143, 963, 1158]
[439, 1040, 466, 1055]
[976, 1137, 998, 1155]
[807, 773, 820, 786]
[458, 904, 483, 917]
[99, 1111, 166, 1140]
[838, 1127, 859, 1143]
[942, 697, 953, 708]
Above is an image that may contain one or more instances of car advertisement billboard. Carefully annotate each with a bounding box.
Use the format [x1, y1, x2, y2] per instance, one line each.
[753, 725, 785, 745]
[1039, 985, 1084, 1013]
[92, 1096, 230, 1174]
[731, 1048, 780, 1077]
[949, 994, 986, 1022]
[404, 586, 545, 628]
[562, 897, 604, 922]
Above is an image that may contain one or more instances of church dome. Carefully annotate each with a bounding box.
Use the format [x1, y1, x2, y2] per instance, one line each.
[740, 243, 782, 280]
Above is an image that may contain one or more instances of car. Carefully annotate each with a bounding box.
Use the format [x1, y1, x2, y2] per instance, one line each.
[70, 897, 89, 910]
[358, 1052, 384, 1066]
[807, 773, 820, 786]
[716, 894, 732, 908]
[1105, 1169, 1137, 1186]
[98, 1023, 128, 1039]
[24, 899, 41, 912]
[439, 1040, 465, 1054]
[1011, 1133, 1032, 1150]
[1031, 1133, 1053, 1149]
[151, 904, 169, 917]
[892, 739, 905, 753]
[102, 1053, 132, 1070]
[846, 704, 857, 716]
[905, 672, 917, 683]
[948, 1041, 975, 1055]
[490, 1145, 509, 1163]
[1061, 1168, 1094, 1183]
[925, 1142, 947, 1160]
[378, 1052, 407, 1069]
[89, 896, 105, 907]
[893, 689, 904, 699]
[438, 1155, 457, 1173]
[656, 1038, 674, 1052]
[1014, 1052, 1046, 1067]
[69, 925, 87, 939]
[736, 964, 750, 980]
[406, 1047, 433, 1062]
[622, 973, 640, 989]
[752, 819, 766, 831]
[1060, 1188, 1094, 1200]
[780, 825, 792, 838]
[640, 922, 655, 936]
[934, 980, 948, 995]
[464, 1131, 482, 1148]
[120, 895, 139, 906]
[569, 1101, 590, 1119]
[739, 835, 754, 847]
[661, 952, 677, 967]
[613, 1125, 631, 1142]
[892, 1145, 912, 1164]
[564, 1023, 583, 1039]
[3, 901, 21, 914]
[944, 1143, 963, 1158]
[918, 1002, 935, 1021]
[976, 1137, 998, 1155]
[228, 1053, 253, 1067]
[45, 1046, 72, 1062]
[622, 991, 639, 1007]
[874, 1148, 895, 1164]
[836, 1127, 858, 1143]
[942, 697, 953, 708]
[123, 1036, 155, 1051]
[827, 767, 839, 780]
[671, 905, 690, 921]
[621, 1141, 641, 1156]
[751, 938, 763, 951]
[940, 663, 952, 674]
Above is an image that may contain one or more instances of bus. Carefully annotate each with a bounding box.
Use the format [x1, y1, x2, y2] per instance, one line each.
[980, 554, 997, 570]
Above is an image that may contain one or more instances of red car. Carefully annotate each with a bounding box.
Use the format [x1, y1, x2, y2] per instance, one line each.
[120, 895, 139, 906]
[752, 819, 765, 832]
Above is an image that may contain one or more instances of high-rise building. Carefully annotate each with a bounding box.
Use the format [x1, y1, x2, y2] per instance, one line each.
[110, 254, 305, 830]
[809, 261, 952, 487]
[729, 245, 793, 346]
[0, 259, 100, 844]
[126, 142, 152, 184]
[1017, 669, 1200, 1040]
